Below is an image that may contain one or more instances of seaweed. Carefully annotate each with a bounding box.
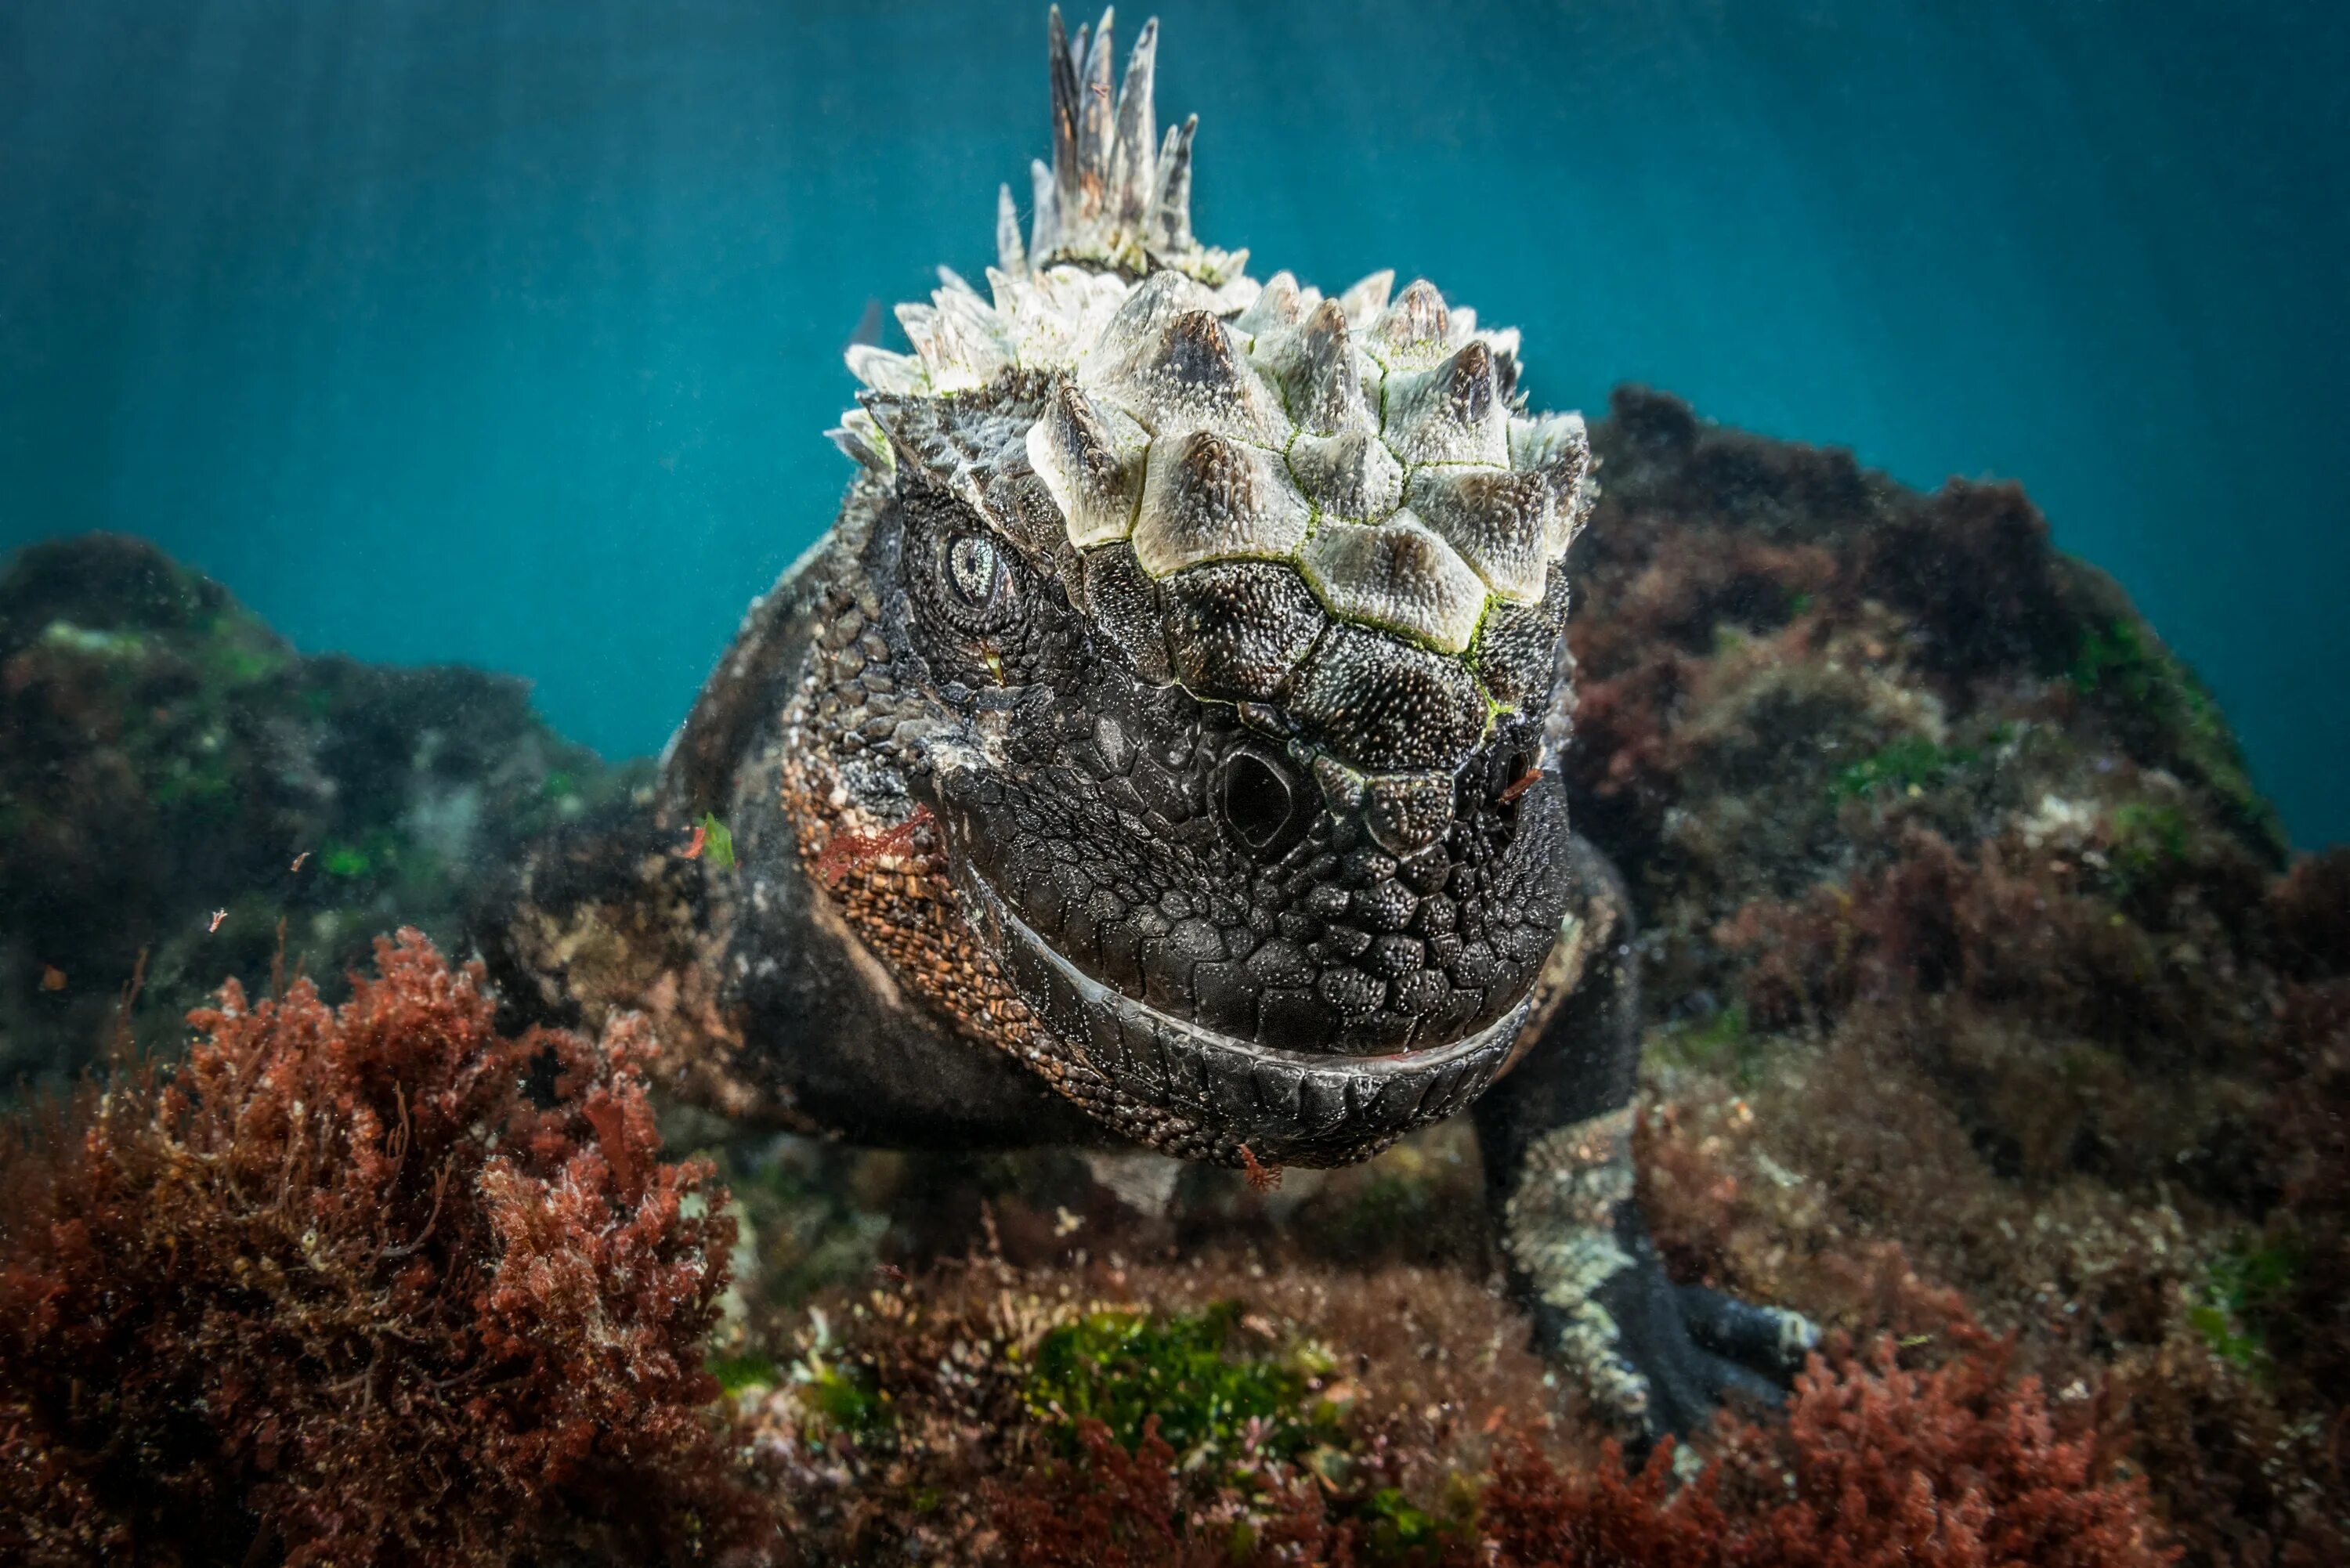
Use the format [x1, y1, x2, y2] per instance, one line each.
[0, 930, 779, 1566]
[1022, 1302, 1334, 1469]
[2069, 618, 2281, 858]
[1831, 734, 1977, 802]
[2185, 1241, 2296, 1375]
[699, 811, 739, 870]
[989, 1327, 2178, 1567]
[1482, 1333, 2176, 1568]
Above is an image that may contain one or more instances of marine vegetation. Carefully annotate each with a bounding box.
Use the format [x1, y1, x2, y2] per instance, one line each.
[1571, 388, 2350, 1564]
[0, 931, 778, 1567]
[0, 534, 642, 1097]
[721, 1249, 2168, 1566]
[1471, 1331, 2174, 1568]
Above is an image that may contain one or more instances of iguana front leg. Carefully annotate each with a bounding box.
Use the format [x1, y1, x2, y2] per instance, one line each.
[1473, 836, 1817, 1443]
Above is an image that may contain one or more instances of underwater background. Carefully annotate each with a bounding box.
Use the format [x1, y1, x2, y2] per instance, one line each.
[9, 5, 2350, 1564]
[3, 0, 2345, 845]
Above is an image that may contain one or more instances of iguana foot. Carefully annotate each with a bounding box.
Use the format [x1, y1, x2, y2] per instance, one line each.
[1580, 1234, 1818, 1444]
[1501, 1106, 1817, 1445]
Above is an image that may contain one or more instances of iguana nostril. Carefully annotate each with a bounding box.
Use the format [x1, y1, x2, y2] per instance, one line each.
[1489, 744, 1539, 810]
[1215, 747, 1310, 861]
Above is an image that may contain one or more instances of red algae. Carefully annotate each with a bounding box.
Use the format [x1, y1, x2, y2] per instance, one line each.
[981, 1317, 2177, 1566]
[0, 930, 779, 1567]
[1479, 1332, 2176, 1568]
[815, 804, 935, 889]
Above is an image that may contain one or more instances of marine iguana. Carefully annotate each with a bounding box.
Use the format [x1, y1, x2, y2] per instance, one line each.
[483, 7, 1813, 1440]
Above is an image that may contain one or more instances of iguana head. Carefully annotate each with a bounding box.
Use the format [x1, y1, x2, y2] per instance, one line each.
[798, 9, 1593, 1165]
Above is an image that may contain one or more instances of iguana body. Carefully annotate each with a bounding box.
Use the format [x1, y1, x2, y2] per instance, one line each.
[483, 7, 1809, 1439]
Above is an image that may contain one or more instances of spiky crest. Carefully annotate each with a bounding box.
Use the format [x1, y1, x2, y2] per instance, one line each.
[1020, 8, 1243, 281]
[830, 7, 1601, 786]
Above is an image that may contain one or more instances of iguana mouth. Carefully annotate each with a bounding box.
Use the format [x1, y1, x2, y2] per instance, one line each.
[959, 865, 1527, 1165]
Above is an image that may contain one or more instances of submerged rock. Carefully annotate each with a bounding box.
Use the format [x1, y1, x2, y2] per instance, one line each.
[1568, 390, 2345, 1565]
[0, 533, 645, 1093]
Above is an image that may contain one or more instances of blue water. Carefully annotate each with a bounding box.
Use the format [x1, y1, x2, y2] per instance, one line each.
[4, 1, 2345, 845]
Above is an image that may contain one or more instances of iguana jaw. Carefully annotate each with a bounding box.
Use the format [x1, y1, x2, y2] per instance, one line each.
[958, 860, 1527, 1167]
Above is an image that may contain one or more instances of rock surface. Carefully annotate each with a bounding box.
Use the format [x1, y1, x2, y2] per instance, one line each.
[0, 533, 645, 1092]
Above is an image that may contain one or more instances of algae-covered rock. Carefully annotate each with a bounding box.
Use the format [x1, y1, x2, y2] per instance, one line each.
[0, 533, 646, 1091]
[1558, 389, 2347, 1564]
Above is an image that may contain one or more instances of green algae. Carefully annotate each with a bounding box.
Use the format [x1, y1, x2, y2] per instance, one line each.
[152, 754, 235, 807]
[2106, 800, 2193, 900]
[320, 829, 408, 882]
[320, 844, 375, 879]
[699, 811, 736, 870]
[792, 1329, 891, 1441]
[1658, 1004, 1771, 1088]
[2070, 618, 2280, 854]
[193, 611, 293, 690]
[2189, 1240, 2298, 1375]
[706, 1350, 779, 1395]
[1351, 1487, 1444, 1558]
[2072, 619, 2175, 708]
[1831, 734, 1976, 803]
[801, 1361, 888, 1439]
[1022, 1302, 1335, 1466]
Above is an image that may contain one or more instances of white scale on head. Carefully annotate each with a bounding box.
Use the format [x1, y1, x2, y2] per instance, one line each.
[833, 5, 1594, 670]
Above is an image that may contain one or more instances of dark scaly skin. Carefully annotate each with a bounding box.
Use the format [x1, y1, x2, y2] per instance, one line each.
[478, 369, 1813, 1442]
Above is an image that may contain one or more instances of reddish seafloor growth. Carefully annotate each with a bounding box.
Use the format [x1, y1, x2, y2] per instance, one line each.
[0, 930, 779, 1567]
[1478, 1331, 2178, 1568]
[985, 1302, 2177, 1567]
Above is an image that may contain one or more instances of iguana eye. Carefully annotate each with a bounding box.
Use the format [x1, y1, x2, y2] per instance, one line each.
[911, 510, 1027, 669]
[944, 533, 1003, 612]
